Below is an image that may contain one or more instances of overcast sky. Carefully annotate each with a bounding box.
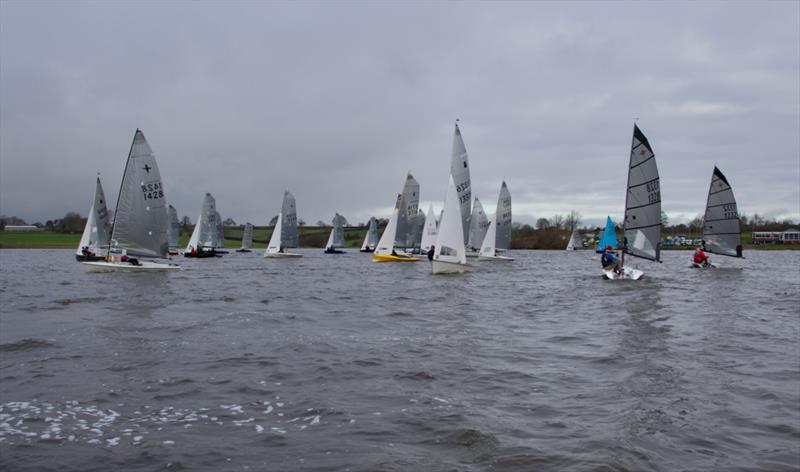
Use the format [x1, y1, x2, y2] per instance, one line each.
[1, 1, 798, 228]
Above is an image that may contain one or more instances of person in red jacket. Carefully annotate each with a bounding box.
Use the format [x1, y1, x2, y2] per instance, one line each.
[693, 247, 710, 267]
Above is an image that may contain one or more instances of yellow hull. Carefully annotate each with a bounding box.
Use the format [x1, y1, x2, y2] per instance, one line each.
[372, 253, 419, 263]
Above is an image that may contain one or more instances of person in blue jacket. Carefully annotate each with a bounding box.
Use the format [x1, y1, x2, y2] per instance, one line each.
[601, 245, 621, 273]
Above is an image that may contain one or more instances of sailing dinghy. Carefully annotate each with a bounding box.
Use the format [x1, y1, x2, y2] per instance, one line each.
[236, 223, 254, 253]
[360, 217, 379, 252]
[604, 124, 661, 280]
[372, 194, 419, 262]
[184, 193, 221, 258]
[694, 166, 743, 267]
[566, 229, 581, 250]
[432, 175, 477, 274]
[420, 204, 438, 255]
[324, 213, 347, 254]
[76, 176, 112, 261]
[478, 217, 514, 261]
[466, 197, 489, 257]
[264, 191, 302, 258]
[82, 130, 179, 272]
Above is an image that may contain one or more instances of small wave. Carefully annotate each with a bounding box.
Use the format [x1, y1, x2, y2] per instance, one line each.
[386, 311, 413, 317]
[0, 338, 56, 352]
[397, 371, 435, 381]
[52, 297, 104, 306]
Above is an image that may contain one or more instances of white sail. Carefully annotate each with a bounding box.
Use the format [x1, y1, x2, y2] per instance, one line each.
[109, 130, 169, 259]
[566, 229, 581, 250]
[479, 217, 497, 257]
[374, 194, 403, 256]
[420, 204, 438, 252]
[702, 166, 742, 258]
[77, 176, 112, 256]
[265, 213, 283, 254]
[241, 222, 253, 250]
[395, 173, 420, 249]
[495, 181, 512, 250]
[186, 214, 201, 252]
[450, 122, 472, 244]
[186, 193, 217, 251]
[361, 217, 379, 251]
[167, 205, 180, 249]
[623, 125, 661, 262]
[433, 175, 467, 265]
[466, 197, 490, 251]
[280, 191, 299, 248]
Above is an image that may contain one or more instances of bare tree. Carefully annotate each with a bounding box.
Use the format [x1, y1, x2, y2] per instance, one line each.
[565, 211, 582, 232]
[551, 214, 564, 230]
[535, 218, 551, 230]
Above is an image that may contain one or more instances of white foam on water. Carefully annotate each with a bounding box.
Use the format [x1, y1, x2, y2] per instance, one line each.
[263, 406, 273, 414]
[255, 425, 264, 433]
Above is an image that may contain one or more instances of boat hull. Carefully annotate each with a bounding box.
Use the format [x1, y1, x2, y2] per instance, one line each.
[235, 249, 252, 253]
[478, 254, 514, 261]
[603, 266, 644, 280]
[82, 260, 180, 272]
[372, 253, 419, 262]
[359, 248, 375, 253]
[75, 254, 105, 262]
[465, 251, 479, 258]
[690, 260, 717, 269]
[324, 248, 346, 254]
[431, 259, 477, 274]
[264, 252, 303, 258]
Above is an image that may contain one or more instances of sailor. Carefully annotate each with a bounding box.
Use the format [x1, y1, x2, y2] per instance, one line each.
[601, 246, 621, 273]
[693, 247, 710, 267]
[427, 245, 435, 261]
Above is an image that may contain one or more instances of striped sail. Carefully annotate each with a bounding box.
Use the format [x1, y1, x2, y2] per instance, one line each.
[495, 181, 512, 250]
[466, 197, 489, 251]
[110, 130, 169, 259]
[241, 222, 253, 250]
[623, 125, 661, 262]
[280, 191, 299, 248]
[395, 173, 420, 249]
[702, 167, 742, 257]
[450, 122, 472, 244]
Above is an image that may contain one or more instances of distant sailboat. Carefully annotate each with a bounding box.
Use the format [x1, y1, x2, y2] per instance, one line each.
[184, 193, 221, 258]
[495, 181, 512, 252]
[605, 124, 661, 280]
[324, 213, 347, 254]
[213, 210, 228, 253]
[596, 216, 617, 253]
[236, 222, 254, 253]
[372, 194, 419, 262]
[696, 166, 743, 266]
[76, 176, 111, 261]
[466, 196, 489, 256]
[478, 216, 514, 261]
[81, 130, 179, 271]
[166, 205, 181, 255]
[264, 191, 302, 258]
[360, 217, 379, 253]
[395, 173, 420, 251]
[432, 175, 476, 274]
[451, 122, 472, 244]
[420, 203, 438, 254]
[566, 229, 581, 250]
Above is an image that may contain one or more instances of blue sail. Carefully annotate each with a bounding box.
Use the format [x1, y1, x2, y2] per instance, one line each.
[596, 216, 617, 253]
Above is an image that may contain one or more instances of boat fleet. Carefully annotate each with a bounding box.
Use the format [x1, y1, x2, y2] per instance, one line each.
[76, 123, 743, 279]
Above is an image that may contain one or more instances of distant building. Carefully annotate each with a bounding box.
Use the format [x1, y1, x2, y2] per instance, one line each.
[3, 225, 43, 232]
[782, 228, 800, 243]
[752, 229, 800, 244]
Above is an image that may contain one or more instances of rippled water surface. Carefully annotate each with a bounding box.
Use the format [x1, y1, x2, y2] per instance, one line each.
[1, 249, 798, 471]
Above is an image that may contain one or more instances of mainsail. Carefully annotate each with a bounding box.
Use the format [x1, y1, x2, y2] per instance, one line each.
[623, 124, 661, 262]
[466, 197, 489, 250]
[375, 194, 403, 256]
[109, 130, 169, 259]
[495, 181, 512, 250]
[327, 213, 346, 249]
[395, 173, 420, 249]
[361, 217, 379, 251]
[702, 166, 742, 257]
[479, 217, 497, 257]
[214, 210, 224, 249]
[166, 205, 180, 249]
[266, 213, 283, 254]
[451, 122, 472, 244]
[434, 175, 467, 264]
[596, 216, 617, 253]
[280, 191, 299, 248]
[241, 222, 253, 250]
[566, 229, 581, 250]
[77, 176, 112, 255]
[420, 204, 438, 253]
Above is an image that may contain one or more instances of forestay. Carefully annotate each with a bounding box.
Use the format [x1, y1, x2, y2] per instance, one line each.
[451, 122, 472, 244]
[495, 181, 512, 250]
[420, 204, 438, 253]
[702, 166, 742, 257]
[467, 197, 490, 250]
[623, 125, 661, 262]
[110, 130, 169, 259]
[433, 175, 467, 265]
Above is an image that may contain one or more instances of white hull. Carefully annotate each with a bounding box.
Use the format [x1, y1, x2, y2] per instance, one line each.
[82, 260, 180, 272]
[431, 259, 477, 274]
[690, 260, 717, 269]
[478, 254, 514, 261]
[264, 251, 303, 259]
[603, 266, 644, 280]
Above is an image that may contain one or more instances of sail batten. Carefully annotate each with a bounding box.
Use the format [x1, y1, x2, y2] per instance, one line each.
[702, 166, 742, 258]
[280, 191, 299, 248]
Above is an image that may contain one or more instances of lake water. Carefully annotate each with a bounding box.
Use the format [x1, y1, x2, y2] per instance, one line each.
[0, 249, 798, 471]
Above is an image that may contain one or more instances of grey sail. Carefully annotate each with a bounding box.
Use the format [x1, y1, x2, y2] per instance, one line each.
[495, 181, 512, 250]
[77, 176, 112, 255]
[466, 197, 490, 251]
[451, 122, 472, 244]
[408, 210, 425, 250]
[395, 173, 420, 249]
[280, 190, 299, 248]
[167, 205, 180, 249]
[214, 210, 224, 248]
[241, 222, 253, 250]
[110, 129, 169, 259]
[702, 166, 742, 257]
[331, 213, 346, 247]
[623, 125, 661, 262]
[200, 194, 217, 248]
[362, 217, 379, 250]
